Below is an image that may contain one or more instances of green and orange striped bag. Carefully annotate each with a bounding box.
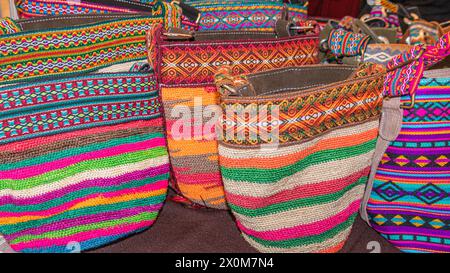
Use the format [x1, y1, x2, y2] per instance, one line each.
[214, 63, 386, 252]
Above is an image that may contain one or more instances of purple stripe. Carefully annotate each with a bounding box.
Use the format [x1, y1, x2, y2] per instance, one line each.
[367, 209, 450, 220]
[387, 146, 450, 155]
[0, 164, 170, 206]
[377, 165, 450, 172]
[396, 134, 450, 142]
[391, 240, 450, 252]
[6, 203, 164, 241]
[373, 225, 450, 238]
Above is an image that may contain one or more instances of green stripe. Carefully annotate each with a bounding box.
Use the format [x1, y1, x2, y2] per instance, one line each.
[229, 176, 366, 217]
[0, 132, 163, 171]
[244, 213, 357, 248]
[0, 147, 167, 190]
[11, 211, 157, 244]
[221, 138, 376, 183]
[0, 92, 158, 120]
[0, 194, 166, 234]
[0, 173, 168, 212]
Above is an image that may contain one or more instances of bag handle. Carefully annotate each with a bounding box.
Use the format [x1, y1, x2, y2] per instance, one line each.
[382, 32, 450, 107]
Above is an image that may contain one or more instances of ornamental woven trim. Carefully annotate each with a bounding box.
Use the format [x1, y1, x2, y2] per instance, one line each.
[328, 29, 371, 58]
[13, 0, 192, 30]
[0, 73, 162, 143]
[383, 32, 450, 97]
[14, 0, 175, 18]
[0, 18, 22, 35]
[0, 17, 174, 84]
[0, 72, 169, 253]
[184, 0, 308, 31]
[220, 72, 384, 146]
[159, 35, 320, 85]
[367, 77, 450, 253]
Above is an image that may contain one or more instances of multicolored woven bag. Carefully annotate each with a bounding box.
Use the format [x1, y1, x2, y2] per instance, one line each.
[183, 0, 308, 31]
[0, 71, 169, 253]
[0, 13, 182, 84]
[214, 63, 386, 252]
[147, 20, 319, 209]
[13, 0, 197, 30]
[361, 33, 450, 253]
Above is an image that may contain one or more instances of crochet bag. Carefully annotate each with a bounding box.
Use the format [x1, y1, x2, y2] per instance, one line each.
[0, 15, 170, 253]
[214, 63, 386, 253]
[0, 13, 181, 84]
[0, 72, 169, 253]
[183, 0, 308, 31]
[13, 0, 199, 31]
[147, 18, 320, 209]
[361, 33, 450, 253]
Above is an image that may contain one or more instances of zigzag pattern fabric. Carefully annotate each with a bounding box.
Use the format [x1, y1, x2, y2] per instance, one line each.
[0, 73, 170, 253]
[0, 16, 177, 84]
[218, 66, 385, 252]
[184, 0, 308, 31]
[13, 0, 192, 30]
[367, 77, 450, 253]
[14, 0, 177, 18]
[150, 25, 319, 209]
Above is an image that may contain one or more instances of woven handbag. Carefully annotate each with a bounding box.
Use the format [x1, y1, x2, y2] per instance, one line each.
[147, 17, 320, 209]
[361, 33, 450, 253]
[182, 0, 308, 31]
[13, 0, 199, 31]
[214, 63, 386, 253]
[0, 13, 182, 85]
[0, 15, 170, 253]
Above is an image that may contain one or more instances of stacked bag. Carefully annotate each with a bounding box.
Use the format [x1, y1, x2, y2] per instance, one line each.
[0, 0, 449, 253]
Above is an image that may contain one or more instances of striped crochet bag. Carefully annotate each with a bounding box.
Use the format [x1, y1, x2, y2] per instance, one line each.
[147, 20, 319, 209]
[361, 33, 450, 253]
[0, 15, 170, 253]
[214, 63, 386, 252]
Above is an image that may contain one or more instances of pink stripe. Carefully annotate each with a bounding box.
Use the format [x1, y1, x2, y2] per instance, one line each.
[0, 137, 166, 179]
[0, 180, 168, 218]
[236, 200, 360, 241]
[0, 119, 162, 152]
[173, 170, 222, 185]
[226, 168, 369, 209]
[11, 220, 154, 251]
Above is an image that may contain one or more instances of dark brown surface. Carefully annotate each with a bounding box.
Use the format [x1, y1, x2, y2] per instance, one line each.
[92, 192, 400, 253]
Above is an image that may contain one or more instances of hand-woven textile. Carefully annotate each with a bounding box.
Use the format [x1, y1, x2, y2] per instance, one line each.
[0, 15, 181, 84]
[366, 76, 450, 253]
[183, 0, 308, 31]
[0, 73, 170, 253]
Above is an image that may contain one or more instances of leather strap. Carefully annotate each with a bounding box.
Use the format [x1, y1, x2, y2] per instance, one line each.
[360, 97, 403, 224]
